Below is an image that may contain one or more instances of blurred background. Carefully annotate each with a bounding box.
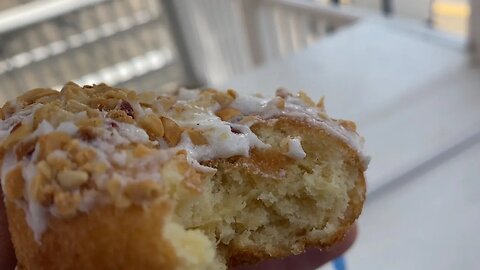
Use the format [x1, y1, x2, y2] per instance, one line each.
[0, 0, 479, 269]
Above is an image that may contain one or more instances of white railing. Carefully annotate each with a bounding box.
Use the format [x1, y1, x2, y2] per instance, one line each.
[0, 0, 364, 103]
[248, 0, 361, 63]
[0, 0, 178, 103]
[470, 0, 480, 63]
[0, 0, 111, 35]
[170, 0, 362, 85]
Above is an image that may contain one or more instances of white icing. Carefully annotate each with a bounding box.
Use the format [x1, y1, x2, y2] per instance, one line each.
[22, 146, 48, 243]
[177, 88, 200, 100]
[31, 121, 54, 137]
[115, 122, 150, 144]
[78, 190, 98, 212]
[112, 151, 128, 166]
[56, 122, 78, 135]
[176, 122, 269, 163]
[0, 103, 43, 141]
[287, 137, 306, 160]
[231, 95, 369, 166]
[130, 100, 145, 118]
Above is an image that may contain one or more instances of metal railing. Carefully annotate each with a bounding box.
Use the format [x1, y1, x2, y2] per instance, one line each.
[168, 0, 361, 85]
[0, 0, 183, 103]
[0, 0, 362, 103]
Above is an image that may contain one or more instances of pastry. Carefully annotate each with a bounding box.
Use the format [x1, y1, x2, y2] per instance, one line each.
[0, 83, 368, 269]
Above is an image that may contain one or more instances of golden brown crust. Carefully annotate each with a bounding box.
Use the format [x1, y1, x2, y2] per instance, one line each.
[6, 199, 180, 270]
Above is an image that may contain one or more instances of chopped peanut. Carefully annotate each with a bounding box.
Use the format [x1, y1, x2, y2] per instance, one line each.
[214, 92, 235, 107]
[73, 149, 97, 166]
[215, 107, 241, 121]
[156, 96, 176, 112]
[57, 170, 89, 189]
[2, 122, 33, 150]
[187, 129, 208, 145]
[133, 144, 154, 158]
[106, 110, 134, 124]
[17, 88, 59, 105]
[316, 96, 325, 110]
[161, 117, 183, 146]
[30, 173, 54, 205]
[15, 139, 37, 161]
[38, 132, 71, 160]
[37, 161, 53, 179]
[338, 120, 357, 132]
[298, 91, 315, 107]
[139, 114, 164, 139]
[227, 89, 238, 99]
[54, 192, 81, 218]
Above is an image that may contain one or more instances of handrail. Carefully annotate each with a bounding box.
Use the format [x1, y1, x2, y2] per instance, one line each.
[262, 0, 362, 27]
[0, 0, 111, 35]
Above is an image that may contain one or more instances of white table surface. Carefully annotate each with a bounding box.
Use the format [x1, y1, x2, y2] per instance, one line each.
[220, 19, 480, 193]
[348, 140, 480, 270]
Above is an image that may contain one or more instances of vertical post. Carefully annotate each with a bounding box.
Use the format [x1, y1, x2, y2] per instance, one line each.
[469, 0, 480, 63]
[241, 0, 264, 65]
[160, 0, 203, 86]
[382, 0, 394, 16]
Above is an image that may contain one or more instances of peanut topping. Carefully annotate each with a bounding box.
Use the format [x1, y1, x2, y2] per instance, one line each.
[161, 117, 182, 146]
[298, 91, 315, 107]
[214, 92, 235, 107]
[57, 170, 89, 190]
[34, 103, 75, 129]
[73, 149, 97, 166]
[38, 132, 71, 160]
[187, 129, 208, 145]
[106, 110, 134, 124]
[338, 119, 357, 132]
[157, 96, 176, 112]
[61, 82, 90, 104]
[215, 107, 241, 121]
[54, 192, 81, 218]
[30, 173, 55, 206]
[138, 92, 156, 106]
[104, 90, 127, 100]
[316, 96, 325, 110]
[77, 118, 103, 128]
[133, 144, 154, 158]
[106, 179, 131, 208]
[227, 89, 238, 99]
[37, 161, 53, 179]
[91, 98, 119, 111]
[17, 88, 59, 105]
[15, 139, 37, 161]
[139, 114, 164, 139]
[3, 122, 33, 150]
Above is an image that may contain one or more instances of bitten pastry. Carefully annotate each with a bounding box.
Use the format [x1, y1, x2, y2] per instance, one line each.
[0, 83, 368, 270]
